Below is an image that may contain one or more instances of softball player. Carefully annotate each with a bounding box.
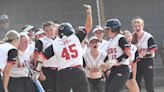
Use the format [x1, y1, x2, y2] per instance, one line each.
[34, 21, 59, 92]
[8, 33, 38, 92]
[21, 25, 36, 59]
[132, 17, 157, 92]
[102, 19, 131, 92]
[35, 4, 92, 92]
[92, 25, 109, 52]
[34, 28, 45, 41]
[0, 14, 9, 40]
[83, 36, 108, 92]
[0, 30, 20, 92]
[123, 30, 140, 92]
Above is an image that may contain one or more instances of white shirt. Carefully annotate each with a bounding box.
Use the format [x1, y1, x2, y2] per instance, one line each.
[136, 31, 153, 52]
[52, 34, 83, 70]
[10, 50, 30, 77]
[82, 45, 88, 55]
[83, 49, 107, 79]
[99, 39, 109, 52]
[107, 34, 129, 65]
[0, 43, 17, 71]
[40, 36, 58, 67]
[27, 41, 35, 56]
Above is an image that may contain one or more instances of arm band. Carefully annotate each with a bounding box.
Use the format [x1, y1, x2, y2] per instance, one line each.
[143, 52, 155, 58]
[116, 53, 129, 62]
[35, 61, 43, 72]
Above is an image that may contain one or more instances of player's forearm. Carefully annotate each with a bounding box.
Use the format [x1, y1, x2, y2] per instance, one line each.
[3, 63, 12, 91]
[84, 4, 92, 33]
[132, 63, 137, 79]
[3, 73, 9, 92]
[34, 54, 45, 72]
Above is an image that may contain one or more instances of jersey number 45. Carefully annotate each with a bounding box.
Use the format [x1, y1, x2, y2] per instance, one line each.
[61, 44, 78, 60]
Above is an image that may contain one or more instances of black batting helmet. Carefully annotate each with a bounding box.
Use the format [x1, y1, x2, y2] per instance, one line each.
[58, 23, 75, 38]
[104, 19, 121, 33]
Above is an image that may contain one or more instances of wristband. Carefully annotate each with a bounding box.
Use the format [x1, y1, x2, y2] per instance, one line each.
[35, 61, 43, 72]
[116, 53, 129, 62]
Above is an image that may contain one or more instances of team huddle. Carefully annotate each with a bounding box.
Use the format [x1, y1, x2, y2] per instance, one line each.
[0, 4, 157, 92]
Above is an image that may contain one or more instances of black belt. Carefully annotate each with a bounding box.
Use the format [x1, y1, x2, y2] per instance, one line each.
[112, 65, 128, 68]
[42, 67, 58, 70]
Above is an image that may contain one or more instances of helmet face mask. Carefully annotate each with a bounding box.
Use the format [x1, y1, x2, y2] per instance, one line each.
[58, 23, 75, 38]
[105, 19, 121, 33]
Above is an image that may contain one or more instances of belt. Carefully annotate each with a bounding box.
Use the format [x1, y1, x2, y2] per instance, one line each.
[42, 67, 58, 70]
[112, 64, 128, 68]
[59, 65, 81, 70]
[65, 65, 81, 69]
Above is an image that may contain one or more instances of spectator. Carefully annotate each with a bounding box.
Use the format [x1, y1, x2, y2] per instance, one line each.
[0, 14, 10, 40]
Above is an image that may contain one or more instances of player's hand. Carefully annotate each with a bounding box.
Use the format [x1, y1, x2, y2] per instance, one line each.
[84, 4, 92, 14]
[39, 72, 46, 81]
[100, 63, 108, 71]
[84, 4, 91, 9]
[106, 59, 118, 69]
[37, 54, 45, 62]
[138, 50, 146, 58]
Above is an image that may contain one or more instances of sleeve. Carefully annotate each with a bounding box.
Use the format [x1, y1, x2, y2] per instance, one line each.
[119, 37, 131, 50]
[148, 37, 158, 51]
[83, 57, 86, 67]
[35, 40, 43, 53]
[7, 49, 18, 64]
[75, 28, 87, 43]
[43, 45, 55, 60]
[117, 37, 131, 62]
[133, 50, 140, 64]
[104, 56, 109, 62]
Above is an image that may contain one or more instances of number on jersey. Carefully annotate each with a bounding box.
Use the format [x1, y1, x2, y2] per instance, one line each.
[61, 44, 78, 60]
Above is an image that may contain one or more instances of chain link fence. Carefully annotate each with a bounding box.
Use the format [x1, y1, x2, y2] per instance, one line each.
[0, 0, 98, 30]
[1, 0, 164, 90]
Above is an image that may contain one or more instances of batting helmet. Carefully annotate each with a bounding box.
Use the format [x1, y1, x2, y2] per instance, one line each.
[58, 23, 75, 38]
[104, 19, 121, 33]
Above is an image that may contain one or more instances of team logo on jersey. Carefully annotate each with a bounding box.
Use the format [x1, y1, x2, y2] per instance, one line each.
[107, 48, 117, 54]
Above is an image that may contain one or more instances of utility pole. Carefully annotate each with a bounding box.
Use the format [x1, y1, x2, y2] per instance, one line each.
[96, 0, 106, 26]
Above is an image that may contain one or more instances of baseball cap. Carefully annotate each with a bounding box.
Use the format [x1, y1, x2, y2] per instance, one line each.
[2, 30, 20, 42]
[35, 28, 44, 36]
[21, 25, 34, 32]
[0, 14, 8, 20]
[89, 36, 100, 42]
[92, 25, 104, 33]
[0, 14, 9, 24]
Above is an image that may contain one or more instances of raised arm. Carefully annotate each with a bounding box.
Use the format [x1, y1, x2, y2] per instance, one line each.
[84, 4, 92, 33]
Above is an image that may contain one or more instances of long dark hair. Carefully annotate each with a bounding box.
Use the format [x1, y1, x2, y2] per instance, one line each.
[131, 32, 138, 44]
